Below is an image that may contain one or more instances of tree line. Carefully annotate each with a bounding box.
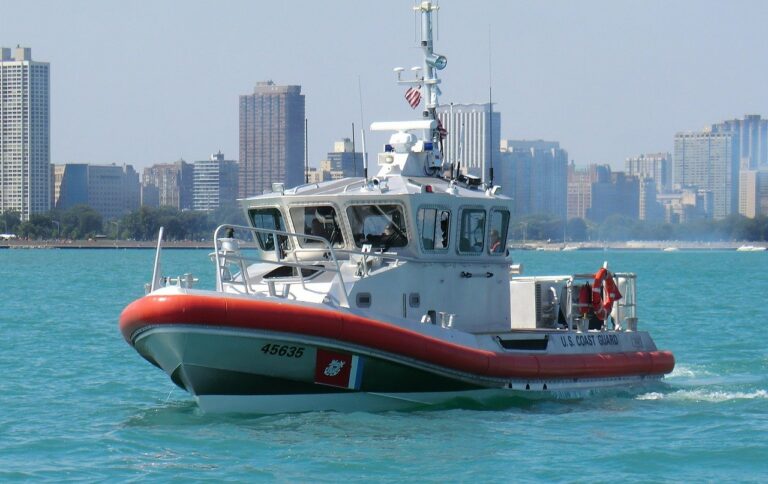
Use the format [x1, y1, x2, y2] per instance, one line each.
[511, 214, 768, 242]
[1, 205, 246, 241]
[2, 206, 767, 242]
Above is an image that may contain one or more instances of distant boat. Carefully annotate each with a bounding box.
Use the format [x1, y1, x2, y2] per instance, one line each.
[736, 245, 767, 252]
[662, 247, 679, 252]
[562, 245, 580, 251]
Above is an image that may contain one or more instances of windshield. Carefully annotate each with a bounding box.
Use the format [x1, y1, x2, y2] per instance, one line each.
[289, 205, 344, 248]
[488, 209, 510, 255]
[458, 208, 486, 253]
[417, 207, 450, 251]
[248, 207, 288, 251]
[346, 204, 408, 250]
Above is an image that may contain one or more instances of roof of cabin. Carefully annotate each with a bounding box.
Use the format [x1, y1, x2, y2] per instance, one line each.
[241, 174, 511, 204]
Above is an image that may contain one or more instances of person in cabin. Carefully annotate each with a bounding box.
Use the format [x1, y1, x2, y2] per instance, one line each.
[490, 229, 503, 253]
[310, 218, 326, 241]
[380, 223, 406, 250]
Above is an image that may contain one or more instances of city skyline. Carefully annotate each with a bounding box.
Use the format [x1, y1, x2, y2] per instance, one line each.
[2, 0, 767, 170]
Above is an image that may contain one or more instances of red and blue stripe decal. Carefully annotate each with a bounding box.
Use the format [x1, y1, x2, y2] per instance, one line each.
[314, 349, 364, 390]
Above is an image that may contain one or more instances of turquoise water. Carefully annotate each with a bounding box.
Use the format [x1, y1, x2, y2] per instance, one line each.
[2, 248, 767, 481]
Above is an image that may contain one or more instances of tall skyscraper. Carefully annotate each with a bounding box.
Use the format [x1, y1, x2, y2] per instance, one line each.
[673, 130, 738, 220]
[192, 151, 239, 211]
[239, 81, 305, 198]
[625, 153, 672, 193]
[498, 139, 567, 219]
[711, 115, 768, 170]
[0, 46, 50, 220]
[436, 103, 500, 182]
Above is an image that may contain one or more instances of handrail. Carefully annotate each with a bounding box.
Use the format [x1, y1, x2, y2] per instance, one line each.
[150, 227, 165, 292]
[564, 271, 637, 331]
[212, 224, 350, 307]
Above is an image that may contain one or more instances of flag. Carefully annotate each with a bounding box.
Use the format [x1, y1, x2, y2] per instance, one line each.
[436, 118, 447, 140]
[405, 87, 422, 109]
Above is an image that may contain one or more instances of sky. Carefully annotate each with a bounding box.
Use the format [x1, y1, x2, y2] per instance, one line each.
[2, 0, 767, 170]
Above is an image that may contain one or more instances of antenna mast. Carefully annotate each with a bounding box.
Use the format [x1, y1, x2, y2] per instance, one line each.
[304, 118, 309, 183]
[488, 24, 494, 188]
[396, 2, 446, 128]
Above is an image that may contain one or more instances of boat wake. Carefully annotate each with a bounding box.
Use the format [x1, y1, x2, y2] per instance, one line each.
[636, 388, 768, 403]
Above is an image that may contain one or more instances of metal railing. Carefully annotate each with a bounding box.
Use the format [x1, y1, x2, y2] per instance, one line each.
[565, 271, 637, 331]
[211, 224, 350, 307]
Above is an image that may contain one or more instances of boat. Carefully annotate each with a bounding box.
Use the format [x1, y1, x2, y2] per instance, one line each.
[119, 2, 675, 414]
[662, 247, 679, 252]
[736, 245, 766, 252]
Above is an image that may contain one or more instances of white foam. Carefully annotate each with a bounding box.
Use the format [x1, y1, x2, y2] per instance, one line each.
[637, 389, 768, 402]
[667, 364, 712, 379]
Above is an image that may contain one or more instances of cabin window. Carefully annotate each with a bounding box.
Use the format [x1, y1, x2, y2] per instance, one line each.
[417, 207, 450, 251]
[248, 207, 288, 251]
[356, 292, 372, 308]
[488, 209, 510, 255]
[346, 204, 408, 249]
[289, 205, 344, 248]
[458, 208, 486, 253]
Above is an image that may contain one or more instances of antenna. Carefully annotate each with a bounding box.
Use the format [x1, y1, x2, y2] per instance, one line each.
[449, 102, 454, 179]
[357, 75, 367, 182]
[351, 122, 357, 177]
[361, 128, 369, 181]
[304, 118, 309, 183]
[487, 24, 494, 188]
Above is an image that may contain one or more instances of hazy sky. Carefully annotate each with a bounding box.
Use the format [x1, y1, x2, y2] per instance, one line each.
[2, 0, 767, 170]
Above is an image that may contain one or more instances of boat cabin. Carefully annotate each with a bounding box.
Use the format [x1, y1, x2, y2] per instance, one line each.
[242, 119, 513, 263]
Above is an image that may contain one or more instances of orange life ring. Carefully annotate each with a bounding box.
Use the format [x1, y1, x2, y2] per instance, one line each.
[591, 267, 622, 321]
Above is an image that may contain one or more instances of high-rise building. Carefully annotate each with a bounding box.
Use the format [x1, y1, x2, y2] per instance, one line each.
[673, 130, 738, 220]
[53, 164, 88, 209]
[0, 46, 50, 220]
[142, 159, 193, 209]
[587, 170, 640, 223]
[88, 164, 140, 220]
[625, 153, 672, 193]
[325, 139, 363, 177]
[498, 140, 567, 219]
[638, 177, 663, 221]
[239, 81, 305, 198]
[436, 103, 500, 182]
[567, 163, 608, 220]
[192, 151, 239, 211]
[711, 115, 768, 170]
[739, 169, 768, 218]
[53, 163, 139, 219]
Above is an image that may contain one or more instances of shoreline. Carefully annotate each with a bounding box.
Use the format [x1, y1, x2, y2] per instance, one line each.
[1, 239, 766, 251]
[0, 239, 212, 250]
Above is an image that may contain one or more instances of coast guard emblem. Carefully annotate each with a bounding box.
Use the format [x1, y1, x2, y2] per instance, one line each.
[324, 359, 346, 377]
[315, 349, 364, 389]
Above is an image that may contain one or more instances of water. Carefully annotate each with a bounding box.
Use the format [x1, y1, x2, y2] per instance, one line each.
[2, 248, 767, 481]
